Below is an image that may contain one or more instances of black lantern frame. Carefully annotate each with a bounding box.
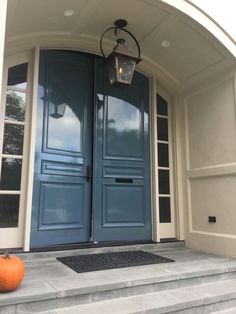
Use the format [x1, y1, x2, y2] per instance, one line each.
[100, 19, 141, 87]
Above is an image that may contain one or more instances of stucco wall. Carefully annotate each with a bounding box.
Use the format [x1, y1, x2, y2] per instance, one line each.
[183, 69, 236, 257]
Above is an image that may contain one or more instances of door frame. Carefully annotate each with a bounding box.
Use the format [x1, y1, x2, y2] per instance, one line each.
[0, 47, 181, 251]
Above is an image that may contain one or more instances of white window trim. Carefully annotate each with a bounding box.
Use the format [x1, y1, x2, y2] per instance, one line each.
[151, 83, 177, 242]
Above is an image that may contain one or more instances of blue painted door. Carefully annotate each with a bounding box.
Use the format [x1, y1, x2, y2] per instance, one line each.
[93, 60, 151, 241]
[30, 51, 93, 247]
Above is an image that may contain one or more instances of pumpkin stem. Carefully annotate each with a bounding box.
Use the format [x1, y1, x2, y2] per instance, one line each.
[4, 250, 10, 259]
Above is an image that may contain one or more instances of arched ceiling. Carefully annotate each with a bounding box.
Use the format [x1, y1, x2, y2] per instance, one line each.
[5, 0, 236, 92]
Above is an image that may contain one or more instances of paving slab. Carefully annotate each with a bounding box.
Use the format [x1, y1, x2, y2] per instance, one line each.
[33, 279, 236, 314]
[212, 308, 236, 313]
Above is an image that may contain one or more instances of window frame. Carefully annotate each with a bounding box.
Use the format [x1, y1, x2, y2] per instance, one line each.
[0, 51, 33, 248]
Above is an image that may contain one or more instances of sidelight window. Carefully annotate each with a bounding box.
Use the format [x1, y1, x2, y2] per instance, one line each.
[0, 63, 28, 228]
[156, 93, 175, 238]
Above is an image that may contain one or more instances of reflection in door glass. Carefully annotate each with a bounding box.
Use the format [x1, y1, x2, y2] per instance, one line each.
[107, 96, 141, 158]
[5, 90, 26, 122]
[48, 103, 82, 153]
[2, 124, 24, 155]
[45, 59, 89, 155]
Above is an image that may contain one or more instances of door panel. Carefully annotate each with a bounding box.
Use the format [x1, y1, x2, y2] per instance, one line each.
[30, 51, 93, 247]
[93, 60, 151, 241]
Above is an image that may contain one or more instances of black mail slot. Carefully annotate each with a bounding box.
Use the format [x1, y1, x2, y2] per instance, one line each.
[115, 178, 133, 184]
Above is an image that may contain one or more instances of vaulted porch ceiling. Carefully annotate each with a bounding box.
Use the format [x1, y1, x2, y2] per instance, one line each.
[5, 0, 235, 92]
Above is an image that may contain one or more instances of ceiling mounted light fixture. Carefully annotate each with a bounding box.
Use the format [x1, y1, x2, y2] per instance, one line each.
[100, 19, 141, 87]
[64, 10, 74, 17]
[161, 40, 171, 48]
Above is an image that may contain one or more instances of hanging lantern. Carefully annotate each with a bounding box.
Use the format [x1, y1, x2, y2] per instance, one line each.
[49, 102, 66, 119]
[100, 19, 141, 87]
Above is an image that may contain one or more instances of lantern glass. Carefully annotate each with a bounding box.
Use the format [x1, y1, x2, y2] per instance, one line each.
[115, 55, 136, 85]
[49, 102, 66, 119]
[107, 55, 117, 85]
[107, 53, 137, 86]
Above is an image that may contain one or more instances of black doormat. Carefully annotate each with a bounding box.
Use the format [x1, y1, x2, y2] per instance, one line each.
[57, 250, 174, 273]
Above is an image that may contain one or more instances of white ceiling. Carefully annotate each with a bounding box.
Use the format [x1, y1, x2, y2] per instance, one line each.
[5, 0, 236, 92]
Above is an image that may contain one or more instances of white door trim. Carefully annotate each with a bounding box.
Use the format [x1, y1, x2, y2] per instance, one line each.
[23, 46, 40, 251]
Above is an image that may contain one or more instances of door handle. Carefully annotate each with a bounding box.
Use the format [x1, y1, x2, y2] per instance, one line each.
[86, 165, 91, 182]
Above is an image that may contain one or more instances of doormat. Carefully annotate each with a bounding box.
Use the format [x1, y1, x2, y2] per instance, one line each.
[57, 250, 174, 273]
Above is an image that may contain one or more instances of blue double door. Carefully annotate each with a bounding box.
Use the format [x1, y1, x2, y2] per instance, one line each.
[30, 50, 151, 247]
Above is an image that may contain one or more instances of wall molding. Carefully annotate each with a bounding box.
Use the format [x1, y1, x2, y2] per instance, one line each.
[188, 163, 236, 179]
[190, 230, 236, 240]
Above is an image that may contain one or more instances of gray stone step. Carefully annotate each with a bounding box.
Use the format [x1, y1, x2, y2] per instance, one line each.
[1, 245, 236, 314]
[24, 279, 236, 314]
[2, 262, 236, 314]
[212, 309, 236, 314]
[16, 242, 185, 261]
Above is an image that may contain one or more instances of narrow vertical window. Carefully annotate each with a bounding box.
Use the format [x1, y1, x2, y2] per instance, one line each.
[156, 94, 171, 224]
[0, 63, 28, 228]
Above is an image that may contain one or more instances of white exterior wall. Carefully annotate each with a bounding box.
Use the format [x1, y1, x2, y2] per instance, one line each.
[0, 0, 7, 107]
[182, 69, 236, 257]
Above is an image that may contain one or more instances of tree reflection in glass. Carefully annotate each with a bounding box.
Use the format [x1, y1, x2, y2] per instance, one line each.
[5, 90, 26, 122]
[2, 124, 24, 155]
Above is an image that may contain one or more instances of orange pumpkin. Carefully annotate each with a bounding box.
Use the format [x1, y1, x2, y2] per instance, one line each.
[0, 251, 25, 292]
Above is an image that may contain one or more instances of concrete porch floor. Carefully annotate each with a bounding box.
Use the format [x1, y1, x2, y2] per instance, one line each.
[1, 242, 236, 313]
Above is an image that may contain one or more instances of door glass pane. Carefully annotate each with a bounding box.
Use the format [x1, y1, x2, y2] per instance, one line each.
[7, 63, 28, 89]
[159, 197, 171, 223]
[0, 195, 20, 228]
[157, 117, 168, 141]
[5, 90, 26, 122]
[106, 95, 141, 158]
[158, 143, 169, 167]
[2, 124, 24, 155]
[0, 158, 22, 190]
[45, 60, 90, 154]
[158, 170, 170, 194]
[157, 94, 168, 116]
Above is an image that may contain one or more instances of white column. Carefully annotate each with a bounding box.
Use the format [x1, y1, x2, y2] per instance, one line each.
[0, 0, 8, 102]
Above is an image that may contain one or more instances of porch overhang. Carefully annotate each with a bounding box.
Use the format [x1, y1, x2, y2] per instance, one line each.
[4, 0, 236, 93]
